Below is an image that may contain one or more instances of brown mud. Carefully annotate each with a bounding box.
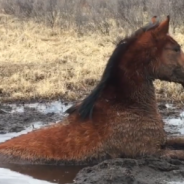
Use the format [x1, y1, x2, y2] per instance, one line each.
[0, 101, 69, 134]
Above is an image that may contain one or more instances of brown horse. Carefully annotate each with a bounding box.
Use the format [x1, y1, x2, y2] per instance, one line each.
[0, 16, 184, 165]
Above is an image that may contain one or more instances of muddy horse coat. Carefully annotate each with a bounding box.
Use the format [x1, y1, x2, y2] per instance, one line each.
[1, 16, 184, 165]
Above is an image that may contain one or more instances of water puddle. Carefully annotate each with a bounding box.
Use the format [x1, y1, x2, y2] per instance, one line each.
[0, 164, 83, 184]
[0, 168, 55, 184]
[0, 102, 184, 183]
[9, 101, 72, 115]
[163, 104, 184, 135]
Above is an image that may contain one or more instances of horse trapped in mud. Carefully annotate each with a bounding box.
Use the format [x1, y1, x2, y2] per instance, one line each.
[1, 16, 184, 165]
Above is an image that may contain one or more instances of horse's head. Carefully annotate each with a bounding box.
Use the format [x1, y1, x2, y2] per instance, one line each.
[67, 16, 184, 119]
[128, 16, 184, 86]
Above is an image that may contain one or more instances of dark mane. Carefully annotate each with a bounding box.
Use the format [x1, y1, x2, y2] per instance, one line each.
[65, 21, 159, 119]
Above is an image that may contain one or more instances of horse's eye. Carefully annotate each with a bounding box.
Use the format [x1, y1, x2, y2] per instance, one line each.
[173, 46, 181, 52]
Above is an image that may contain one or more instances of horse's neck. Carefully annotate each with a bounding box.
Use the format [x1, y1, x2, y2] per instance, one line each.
[128, 83, 158, 113]
[101, 80, 158, 115]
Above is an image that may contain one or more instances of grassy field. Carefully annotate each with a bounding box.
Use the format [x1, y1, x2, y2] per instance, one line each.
[0, 13, 184, 103]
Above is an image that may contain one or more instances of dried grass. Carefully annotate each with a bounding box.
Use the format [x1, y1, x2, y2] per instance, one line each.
[0, 14, 184, 103]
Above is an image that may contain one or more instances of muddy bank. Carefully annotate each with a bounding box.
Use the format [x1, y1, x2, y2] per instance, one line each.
[68, 157, 184, 184]
[0, 101, 71, 134]
[0, 108, 60, 134]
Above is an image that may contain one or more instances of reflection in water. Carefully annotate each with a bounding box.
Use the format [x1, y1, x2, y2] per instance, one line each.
[0, 163, 84, 184]
[0, 168, 55, 184]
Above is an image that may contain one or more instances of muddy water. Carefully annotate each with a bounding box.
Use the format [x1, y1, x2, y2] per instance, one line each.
[0, 101, 184, 184]
[0, 165, 83, 184]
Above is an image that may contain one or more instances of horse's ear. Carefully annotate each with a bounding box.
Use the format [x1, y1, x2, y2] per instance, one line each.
[154, 15, 170, 35]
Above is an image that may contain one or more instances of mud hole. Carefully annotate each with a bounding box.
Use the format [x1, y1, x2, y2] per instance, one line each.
[0, 101, 184, 184]
[0, 101, 71, 134]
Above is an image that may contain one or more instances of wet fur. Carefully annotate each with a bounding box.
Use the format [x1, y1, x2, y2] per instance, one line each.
[0, 16, 184, 165]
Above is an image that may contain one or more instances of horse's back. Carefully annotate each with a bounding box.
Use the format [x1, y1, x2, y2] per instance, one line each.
[0, 112, 112, 164]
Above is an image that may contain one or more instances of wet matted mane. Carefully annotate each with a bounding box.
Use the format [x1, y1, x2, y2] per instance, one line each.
[66, 19, 159, 119]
